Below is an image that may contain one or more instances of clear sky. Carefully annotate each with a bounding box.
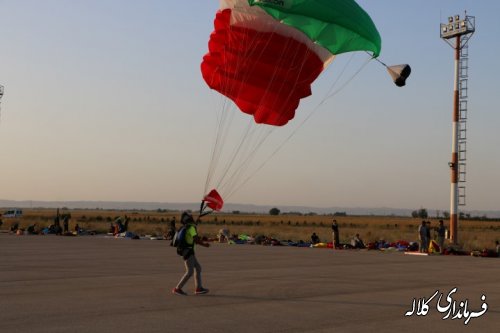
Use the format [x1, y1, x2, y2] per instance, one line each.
[0, 0, 499, 212]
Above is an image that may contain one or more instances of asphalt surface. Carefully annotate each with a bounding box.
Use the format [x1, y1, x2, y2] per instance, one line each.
[0, 233, 498, 333]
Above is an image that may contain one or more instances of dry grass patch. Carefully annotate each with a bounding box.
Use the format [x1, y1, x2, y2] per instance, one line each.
[2, 209, 499, 251]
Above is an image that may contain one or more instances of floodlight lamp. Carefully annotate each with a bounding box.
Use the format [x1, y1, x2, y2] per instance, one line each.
[448, 23, 453, 31]
[448, 17, 453, 23]
[455, 23, 459, 29]
[455, 15, 460, 21]
[461, 21, 466, 27]
[442, 26, 447, 33]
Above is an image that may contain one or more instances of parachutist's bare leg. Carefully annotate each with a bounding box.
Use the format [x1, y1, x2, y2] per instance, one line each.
[193, 256, 203, 289]
[176, 255, 195, 290]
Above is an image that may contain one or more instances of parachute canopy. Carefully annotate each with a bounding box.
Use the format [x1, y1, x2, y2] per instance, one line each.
[387, 64, 411, 87]
[201, 0, 381, 126]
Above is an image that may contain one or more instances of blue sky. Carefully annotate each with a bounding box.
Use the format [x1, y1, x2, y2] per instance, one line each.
[0, 0, 499, 212]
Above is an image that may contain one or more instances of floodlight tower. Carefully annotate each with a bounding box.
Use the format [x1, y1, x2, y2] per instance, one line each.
[440, 13, 475, 244]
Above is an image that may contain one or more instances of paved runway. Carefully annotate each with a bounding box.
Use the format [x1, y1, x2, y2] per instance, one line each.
[0, 233, 498, 332]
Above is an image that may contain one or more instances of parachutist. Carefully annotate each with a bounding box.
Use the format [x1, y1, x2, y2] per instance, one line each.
[172, 212, 210, 296]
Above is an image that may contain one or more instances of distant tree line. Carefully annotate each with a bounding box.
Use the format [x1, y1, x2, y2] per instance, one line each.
[412, 207, 499, 221]
[270, 208, 346, 216]
[333, 212, 347, 217]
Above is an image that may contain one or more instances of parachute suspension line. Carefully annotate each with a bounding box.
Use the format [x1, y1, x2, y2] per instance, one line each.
[226, 54, 374, 200]
[202, 1, 384, 204]
[225, 44, 315, 188]
[372, 56, 387, 68]
[219, 125, 273, 195]
[215, 119, 254, 189]
[223, 29, 274, 159]
[205, 20, 262, 194]
[205, 93, 226, 186]
[204, 92, 237, 194]
[206, 10, 365, 201]
[219, 35, 316, 198]
[366, 51, 390, 69]
[205, 95, 239, 194]
[324, 56, 372, 101]
[204, 20, 283, 197]
[215, 32, 294, 196]
[204, 37, 246, 196]
[225, 63, 323, 200]
[370, 53, 402, 80]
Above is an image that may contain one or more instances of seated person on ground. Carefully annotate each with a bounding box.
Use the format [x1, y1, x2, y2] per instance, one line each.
[218, 228, 230, 243]
[311, 232, 320, 244]
[26, 224, 39, 235]
[351, 234, 365, 249]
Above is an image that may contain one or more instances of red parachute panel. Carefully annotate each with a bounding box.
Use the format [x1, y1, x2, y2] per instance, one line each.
[201, 9, 324, 126]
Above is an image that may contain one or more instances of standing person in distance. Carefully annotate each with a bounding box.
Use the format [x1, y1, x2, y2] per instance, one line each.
[437, 220, 446, 254]
[172, 212, 210, 296]
[418, 220, 428, 253]
[331, 219, 340, 249]
[63, 215, 69, 233]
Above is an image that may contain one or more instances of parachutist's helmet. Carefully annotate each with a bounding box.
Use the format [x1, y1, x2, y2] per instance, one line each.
[181, 212, 194, 225]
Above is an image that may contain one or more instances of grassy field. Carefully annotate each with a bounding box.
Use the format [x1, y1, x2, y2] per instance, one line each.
[2, 208, 500, 252]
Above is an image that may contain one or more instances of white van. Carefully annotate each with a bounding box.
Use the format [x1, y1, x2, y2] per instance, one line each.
[2, 209, 23, 218]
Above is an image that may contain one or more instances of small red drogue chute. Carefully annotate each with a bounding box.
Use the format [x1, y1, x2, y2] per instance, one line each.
[201, 189, 224, 215]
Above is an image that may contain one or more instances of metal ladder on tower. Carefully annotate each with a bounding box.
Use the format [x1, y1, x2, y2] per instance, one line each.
[458, 35, 469, 206]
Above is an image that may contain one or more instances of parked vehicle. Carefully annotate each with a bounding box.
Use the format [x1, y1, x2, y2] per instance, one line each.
[2, 209, 23, 218]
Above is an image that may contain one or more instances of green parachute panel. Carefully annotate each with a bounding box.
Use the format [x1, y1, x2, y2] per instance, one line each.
[248, 0, 381, 57]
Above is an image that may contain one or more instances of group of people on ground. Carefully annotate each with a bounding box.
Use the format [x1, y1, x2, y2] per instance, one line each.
[325, 218, 450, 253]
[170, 212, 500, 299]
[332, 219, 365, 249]
[6, 209, 83, 236]
[171, 214, 371, 297]
[50, 209, 71, 234]
[418, 219, 446, 253]
[309, 220, 365, 249]
[110, 216, 130, 235]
